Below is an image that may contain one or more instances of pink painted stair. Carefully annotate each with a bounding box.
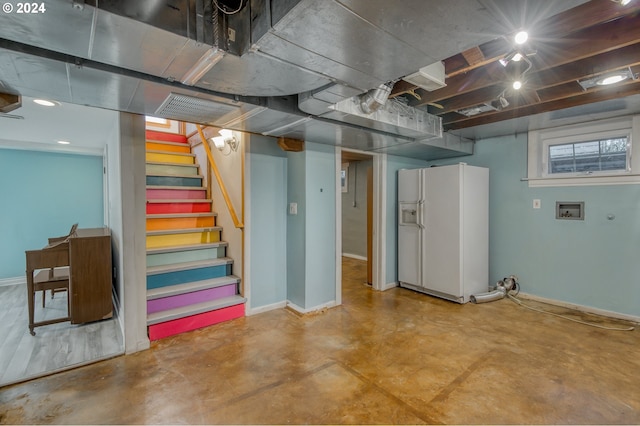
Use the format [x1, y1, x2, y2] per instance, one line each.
[145, 128, 245, 341]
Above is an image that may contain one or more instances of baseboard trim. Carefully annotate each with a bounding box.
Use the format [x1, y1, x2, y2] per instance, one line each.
[286, 300, 337, 315]
[246, 301, 287, 316]
[342, 253, 367, 261]
[0, 276, 25, 287]
[518, 292, 640, 324]
[381, 281, 398, 291]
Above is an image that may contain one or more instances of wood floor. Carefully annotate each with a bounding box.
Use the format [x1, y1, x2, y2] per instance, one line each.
[0, 283, 123, 387]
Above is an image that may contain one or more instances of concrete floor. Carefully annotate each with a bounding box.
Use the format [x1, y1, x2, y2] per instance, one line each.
[1, 257, 639, 424]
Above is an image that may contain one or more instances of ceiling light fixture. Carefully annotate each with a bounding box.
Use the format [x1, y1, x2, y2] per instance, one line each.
[513, 80, 522, 90]
[598, 74, 628, 85]
[209, 128, 238, 153]
[514, 31, 528, 45]
[498, 95, 510, 108]
[611, 0, 632, 5]
[57, 140, 71, 145]
[33, 99, 58, 107]
[577, 68, 636, 90]
[180, 48, 225, 86]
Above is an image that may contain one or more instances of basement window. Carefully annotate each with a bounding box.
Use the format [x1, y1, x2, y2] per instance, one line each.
[527, 115, 640, 187]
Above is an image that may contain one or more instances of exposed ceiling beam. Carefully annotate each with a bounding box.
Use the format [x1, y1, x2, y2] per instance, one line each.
[393, 1, 640, 109]
[432, 43, 640, 116]
[443, 80, 640, 130]
[414, 13, 640, 110]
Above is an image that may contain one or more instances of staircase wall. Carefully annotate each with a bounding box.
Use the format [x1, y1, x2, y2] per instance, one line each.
[189, 128, 244, 285]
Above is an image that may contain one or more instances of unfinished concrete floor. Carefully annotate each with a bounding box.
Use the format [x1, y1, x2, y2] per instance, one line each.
[1, 257, 639, 424]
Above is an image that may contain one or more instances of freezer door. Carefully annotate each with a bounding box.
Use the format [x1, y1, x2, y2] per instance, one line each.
[398, 168, 421, 202]
[421, 165, 463, 296]
[398, 169, 423, 287]
[398, 224, 421, 286]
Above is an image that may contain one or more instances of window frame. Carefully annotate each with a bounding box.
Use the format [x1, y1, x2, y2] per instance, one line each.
[527, 115, 640, 187]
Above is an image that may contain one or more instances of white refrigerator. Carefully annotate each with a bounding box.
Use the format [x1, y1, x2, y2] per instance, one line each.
[398, 163, 488, 303]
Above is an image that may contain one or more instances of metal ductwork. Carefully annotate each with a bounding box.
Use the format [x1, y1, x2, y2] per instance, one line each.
[0, 0, 590, 159]
[359, 84, 393, 115]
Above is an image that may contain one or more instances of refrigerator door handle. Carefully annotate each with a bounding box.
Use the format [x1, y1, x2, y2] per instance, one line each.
[417, 200, 425, 229]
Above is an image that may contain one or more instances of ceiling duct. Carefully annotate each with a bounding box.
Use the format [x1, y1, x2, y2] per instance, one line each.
[332, 95, 442, 140]
[359, 83, 393, 114]
[403, 62, 447, 92]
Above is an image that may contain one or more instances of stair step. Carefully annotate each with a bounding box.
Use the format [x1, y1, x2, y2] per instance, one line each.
[146, 200, 212, 215]
[146, 185, 207, 191]
[146, 141, 191, 154]
[147, 199, 212, 204]
[146, 229, 221, 249]
[146, 175, 203, 188]
[146, 151, 195, 165]
[147, 259, 232, 289]
[146, 163, 199, 177]
[147, 257, 233, 276]
[147, 213, 217, 219]
[146, 149, 195, 157]
[146, 242, 227, 267]
[146, 214, 218, 230]
[146, 130, 188, 144]
[147, 295, 246, 325]
[146, 242, 227, 255]
[146, 227, 221, 236]
[147, 275, 240, 300]
[146, 186, 207, 200]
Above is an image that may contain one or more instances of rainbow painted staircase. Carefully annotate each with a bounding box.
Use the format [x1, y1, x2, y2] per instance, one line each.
[145, 129, 245, 340]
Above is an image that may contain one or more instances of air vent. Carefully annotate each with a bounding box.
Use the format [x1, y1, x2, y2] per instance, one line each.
[155, 93, 239, 124]
[403, 62, 447, 92]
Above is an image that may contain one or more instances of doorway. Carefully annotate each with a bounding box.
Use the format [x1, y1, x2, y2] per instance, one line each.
[336, 148, 386, 302]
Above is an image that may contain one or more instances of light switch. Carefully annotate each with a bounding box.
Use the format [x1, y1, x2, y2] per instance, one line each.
[289, 202, 298, 215]
[533, 199, 541, 209]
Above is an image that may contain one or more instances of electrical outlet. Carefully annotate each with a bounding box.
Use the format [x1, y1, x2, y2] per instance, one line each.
[533, 199, 541, 209]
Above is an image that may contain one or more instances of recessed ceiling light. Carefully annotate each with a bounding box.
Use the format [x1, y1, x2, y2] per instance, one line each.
[513, 81, 522, 90]
[33, 99, 58, 107]
[514, 31, 528, 45]
[597, 74, 628, 85]
[57, 140, 71, 145]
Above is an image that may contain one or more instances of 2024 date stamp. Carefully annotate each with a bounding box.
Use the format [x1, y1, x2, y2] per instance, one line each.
[2, 2, 47, 14]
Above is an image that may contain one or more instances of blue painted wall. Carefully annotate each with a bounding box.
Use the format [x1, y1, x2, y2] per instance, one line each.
[286, 150, 307, 307]
[247, 136, 288, 309]
[0, 149, 104, 279]
[305, 142, 336, 308]
[427, 134, 640, 317]
[386, 155, 429, 286]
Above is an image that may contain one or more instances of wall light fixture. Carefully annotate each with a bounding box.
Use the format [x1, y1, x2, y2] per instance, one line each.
[210, 128, 239, 153]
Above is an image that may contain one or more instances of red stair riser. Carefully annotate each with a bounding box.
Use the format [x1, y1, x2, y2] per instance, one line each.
[147, 202, 211, 214]
[148, 304, 245, 340]
[146, 130, 188, 144]
[146, 188, 206, 200]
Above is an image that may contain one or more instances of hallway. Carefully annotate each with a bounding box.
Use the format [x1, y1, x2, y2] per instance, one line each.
[1, 258, 639, 424]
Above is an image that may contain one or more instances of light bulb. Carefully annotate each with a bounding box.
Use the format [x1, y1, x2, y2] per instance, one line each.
[512, 53, 523, 62]
[211, 136, 225, 149]
[598, 74, 627, 85]
[513, 81, 522, 90]
[219, 129, 233, 139]
[514, 31, 528, 45]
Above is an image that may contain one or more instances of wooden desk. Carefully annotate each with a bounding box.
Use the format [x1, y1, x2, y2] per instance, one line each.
[26, 227, 113, 335]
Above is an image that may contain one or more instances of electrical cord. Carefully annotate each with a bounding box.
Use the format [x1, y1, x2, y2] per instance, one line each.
[212, 0, 244, 15]
[507, 293, 635, 331]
